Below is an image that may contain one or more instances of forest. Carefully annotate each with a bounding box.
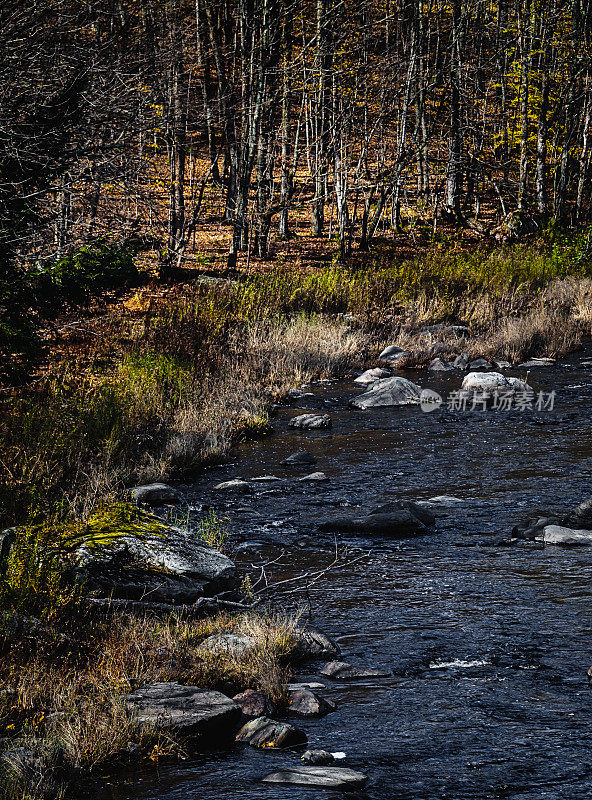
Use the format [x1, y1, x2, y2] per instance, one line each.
[3, 0, 592, 283]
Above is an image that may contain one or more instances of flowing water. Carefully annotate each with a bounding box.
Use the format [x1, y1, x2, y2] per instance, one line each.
[97, 349, 592, 800]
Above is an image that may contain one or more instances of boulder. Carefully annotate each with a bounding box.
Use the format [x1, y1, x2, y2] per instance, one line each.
[124, 682, 241, 737]
[350, 377, 422, 410]
[539, 525, 592, 546]
[282, 451, 317, 466]
[379, 345, 410, 365]
[517, 357, 555, 368]
[512, 517, 554, 541]
[302, 750, 335, 765]
[288, 689, 336, 717]
[287, 389, 315, 400]
[196, 633, 255, 658]
[320, 661, 391, 680]
[235, 716, 307, 749]
[294, 627, 341, 659]
[129, 483, 181, 506]
[298, 472, 329, 482]
[461, 371, 531, 394]
[213, 479, 253, 493]
[493, 360, 512, 369]
[354, 368, 391, 385]
[319, 509, 427, 537]
[429, 357, 455, 372]
[232, 689, 276, 719]
[262, 766, 367, 789]
[74, 517, 236, 600]
[289, 414, 332, 430]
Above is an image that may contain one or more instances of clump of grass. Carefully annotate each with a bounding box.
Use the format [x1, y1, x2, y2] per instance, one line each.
[196, 510, 228, 551]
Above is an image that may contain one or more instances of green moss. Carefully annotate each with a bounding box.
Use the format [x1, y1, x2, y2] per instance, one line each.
[79, 503, 170, 551]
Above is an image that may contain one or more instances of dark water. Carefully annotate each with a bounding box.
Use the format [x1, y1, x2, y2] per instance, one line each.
[97, 349, 592, 800]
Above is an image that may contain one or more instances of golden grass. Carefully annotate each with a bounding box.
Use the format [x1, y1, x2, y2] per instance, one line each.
[0, 610, 299, 799]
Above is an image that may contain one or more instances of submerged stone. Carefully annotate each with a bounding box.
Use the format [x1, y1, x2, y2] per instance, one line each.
[262, 765, 367, 789]
[288, 414, 332, 430]
[320, 661, 391, 680]
[282, 450, 317, 466]
[319, 509, 427, 537]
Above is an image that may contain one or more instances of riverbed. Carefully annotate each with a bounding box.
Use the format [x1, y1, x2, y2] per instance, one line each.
[96, 350, 592, 799]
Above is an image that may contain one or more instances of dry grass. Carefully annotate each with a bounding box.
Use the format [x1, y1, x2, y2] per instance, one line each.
[0, 610, 299, 799]
[378, 276, 592, 367]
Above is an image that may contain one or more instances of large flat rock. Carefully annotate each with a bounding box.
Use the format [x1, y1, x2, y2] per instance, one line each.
[74, 515, 236, 599]
[320, 660, 391, 680]
[319, 509, 427, 537]
[262, 765, 367, 789]
[124, 682, 241, 737]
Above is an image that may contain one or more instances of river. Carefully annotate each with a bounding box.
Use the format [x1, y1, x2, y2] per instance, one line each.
[96, 348, 592, 799]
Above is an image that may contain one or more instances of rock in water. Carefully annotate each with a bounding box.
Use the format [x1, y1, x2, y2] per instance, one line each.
[130, 483, 181, 505]
[468, 358, 492, 370]
[540, 525, 592, 546]
[302, 750, 335, 765]
[213, 479, 253, 493]
[351, 377, 422, 409]
[320, 661, 391, 680]
[369, 500, 436, 527]
[262, 766, 367, 789]
[565, 494, 592, 528]
[288, 689, 336, 717]
[354, 368, 391, 385]
[298, 472, 329, 482]
[124, 683, 241, 736]
[235, 716, 307, 749]
[461, 371, 531, 393]
[319, 509, 427, 537]
[232, 690, 276, 719]
[289, 414, 332, 430]
[429, 358, 455, 372]
[282, 450, 317, 466]
[294, 626, 341, 658]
